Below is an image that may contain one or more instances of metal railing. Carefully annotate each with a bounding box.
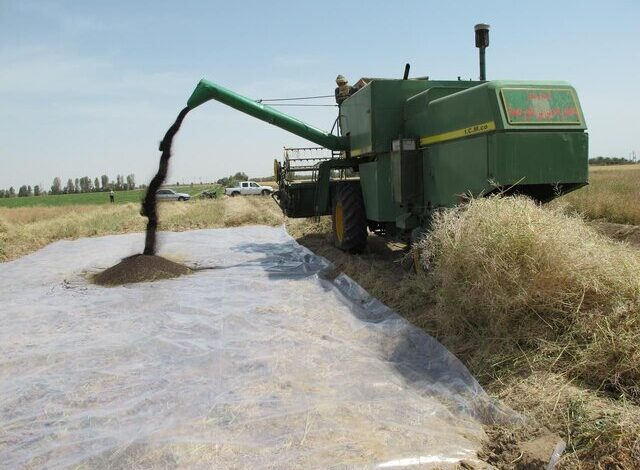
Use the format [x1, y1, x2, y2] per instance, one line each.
[282, 147, 343, 183]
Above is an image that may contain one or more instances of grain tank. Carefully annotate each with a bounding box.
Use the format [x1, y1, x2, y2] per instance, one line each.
[186, 24, 588, 252]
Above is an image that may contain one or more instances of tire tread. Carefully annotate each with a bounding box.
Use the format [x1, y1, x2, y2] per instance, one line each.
[332, 182, 367, 253]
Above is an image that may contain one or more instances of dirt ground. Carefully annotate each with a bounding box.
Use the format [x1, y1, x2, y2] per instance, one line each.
[591, 220, 640, 248]
[479, 426, 565, 469]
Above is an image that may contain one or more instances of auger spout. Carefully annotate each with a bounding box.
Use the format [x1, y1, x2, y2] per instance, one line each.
[187, 79, 348, 151]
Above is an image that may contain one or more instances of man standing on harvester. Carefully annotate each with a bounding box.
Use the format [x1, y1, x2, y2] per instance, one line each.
[334, 75, 357, 105]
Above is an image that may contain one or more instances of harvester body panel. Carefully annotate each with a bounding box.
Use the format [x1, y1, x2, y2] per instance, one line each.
[342, 80, 478, 157]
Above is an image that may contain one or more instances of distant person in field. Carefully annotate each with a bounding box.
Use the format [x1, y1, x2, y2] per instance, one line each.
[109, 189, 115, 203]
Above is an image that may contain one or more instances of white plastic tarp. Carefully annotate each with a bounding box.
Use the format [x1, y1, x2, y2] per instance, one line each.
[0, 226, 507, 468]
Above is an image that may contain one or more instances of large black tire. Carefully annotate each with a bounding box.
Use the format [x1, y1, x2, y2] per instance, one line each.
[261, 189, 270, 196]
[231, 191, 239, 197]
[332, 183, 367, 253]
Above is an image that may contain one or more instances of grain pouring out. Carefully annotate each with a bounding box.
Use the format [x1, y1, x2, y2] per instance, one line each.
[95, 107, 192, 285]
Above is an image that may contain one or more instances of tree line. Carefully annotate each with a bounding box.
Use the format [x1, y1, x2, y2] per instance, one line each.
[0, 174, 137, 198]
[588, 156, 638, 166]
[216, 172, 249, 188]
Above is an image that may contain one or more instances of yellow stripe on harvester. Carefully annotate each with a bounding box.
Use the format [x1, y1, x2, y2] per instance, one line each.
[420, 121, 496, 146]
[350, 145, 372, 157]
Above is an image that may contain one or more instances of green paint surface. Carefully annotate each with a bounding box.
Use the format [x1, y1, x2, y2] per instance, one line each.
[188, 79, 347, 150]
[359, 154, 400, 222]
[0, 185, 221, 208]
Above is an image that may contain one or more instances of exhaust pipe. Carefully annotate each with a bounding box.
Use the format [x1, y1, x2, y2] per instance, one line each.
[474, 23, 490, 81]
[402, 63, 410, 80]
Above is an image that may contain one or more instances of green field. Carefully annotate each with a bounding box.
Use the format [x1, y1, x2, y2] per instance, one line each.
[0, 184, 221, 208]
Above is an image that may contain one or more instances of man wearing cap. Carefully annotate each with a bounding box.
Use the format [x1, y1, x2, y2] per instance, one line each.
[334, 75, 357, 105]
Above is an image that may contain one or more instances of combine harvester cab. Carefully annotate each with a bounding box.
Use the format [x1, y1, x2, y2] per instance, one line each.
[185, 24, 588, 253]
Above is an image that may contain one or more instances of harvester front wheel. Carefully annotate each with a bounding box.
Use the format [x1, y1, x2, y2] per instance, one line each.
[332, 183, 367, 253]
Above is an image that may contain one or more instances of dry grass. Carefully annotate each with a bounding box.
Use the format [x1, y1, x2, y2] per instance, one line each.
[0, 197, 283, 262]
[414, 196, 640, 398]
[407, 196, 640, 466]
[221, 196, 284, 226]
[558, 164, 640, 225]
[494, 371, 640, 468]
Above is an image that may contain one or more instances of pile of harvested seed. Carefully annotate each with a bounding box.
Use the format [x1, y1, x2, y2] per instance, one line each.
[93, 255, 191, 286]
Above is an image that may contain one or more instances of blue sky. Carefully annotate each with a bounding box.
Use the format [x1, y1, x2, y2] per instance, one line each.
[1, 0, 638, 190]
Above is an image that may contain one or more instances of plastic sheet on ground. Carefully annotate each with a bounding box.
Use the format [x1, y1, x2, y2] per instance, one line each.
[0, 226, 512, 468]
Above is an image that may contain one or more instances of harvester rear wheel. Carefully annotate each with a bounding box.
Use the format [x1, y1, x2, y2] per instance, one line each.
[332, 183, 367, 253]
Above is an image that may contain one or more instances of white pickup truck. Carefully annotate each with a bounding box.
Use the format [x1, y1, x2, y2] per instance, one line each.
[224, 181, 273, 197]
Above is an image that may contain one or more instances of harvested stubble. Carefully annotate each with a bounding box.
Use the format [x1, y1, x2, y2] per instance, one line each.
[415, 196, 640, 399]
[0, 198, 284, 263]
[558, 164, 640, 225]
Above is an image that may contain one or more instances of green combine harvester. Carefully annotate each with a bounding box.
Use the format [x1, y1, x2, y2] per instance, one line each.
[186, 24, 588, 252]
